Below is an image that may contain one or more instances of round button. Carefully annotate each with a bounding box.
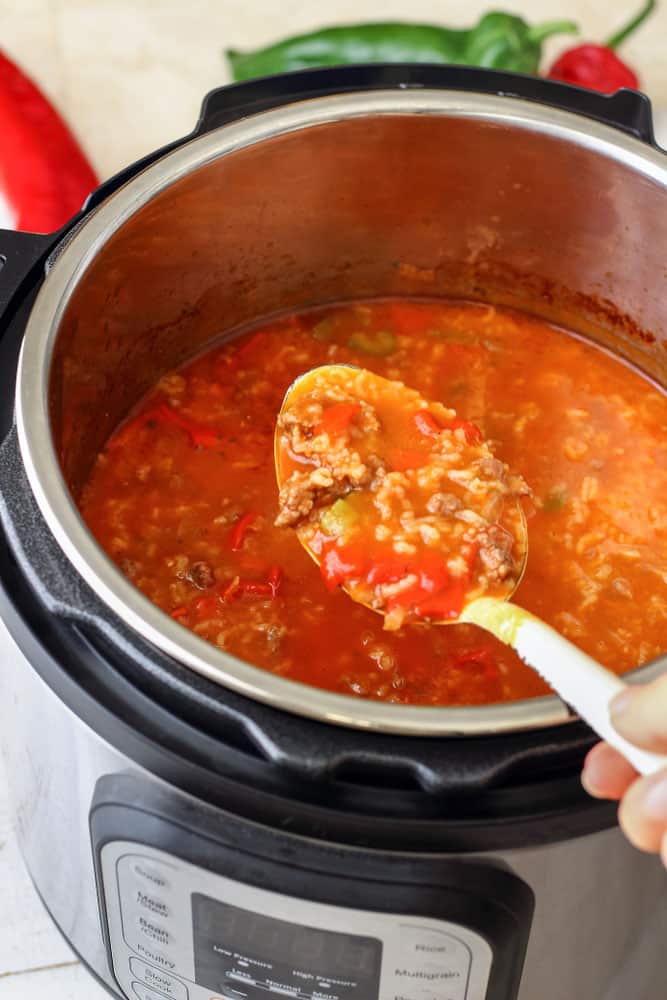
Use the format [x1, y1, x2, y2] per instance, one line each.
[136, 915, 171, 947]
[135, 889, 171, 919]
[131, 860, 172, 891]
[133, 982, 175, 1000]
[132, 941, 177, 973]
[129, 958, 188, 999]
[398, 925, 467, 964]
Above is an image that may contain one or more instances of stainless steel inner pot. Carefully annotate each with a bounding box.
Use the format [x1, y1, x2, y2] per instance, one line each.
[16, 89, 667, 735]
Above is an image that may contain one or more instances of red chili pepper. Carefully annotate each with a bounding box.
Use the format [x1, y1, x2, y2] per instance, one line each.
[0, 50, 98, 232]
[546, 1, 654, 94]
[229, 511, 260, 551]
[316, 402, 361, 438]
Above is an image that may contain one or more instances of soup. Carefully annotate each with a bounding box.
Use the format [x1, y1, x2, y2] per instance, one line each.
[80, 300, 667, 706]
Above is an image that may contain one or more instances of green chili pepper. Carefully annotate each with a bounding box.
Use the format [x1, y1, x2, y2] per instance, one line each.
[348, 329, 397, 356]
[227, 13, 579, 82]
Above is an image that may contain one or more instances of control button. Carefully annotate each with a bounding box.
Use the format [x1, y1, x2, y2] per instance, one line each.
[132, 982, 185, 1000]
[131, 940, 178, 972]
[135, 889, 171, 919]
[130, 958, 188, 999]
[136, 915, 172, 947]
[398, 926, 458, 959]
[398, 927, 470, 973]
[131, 860, 172, 891]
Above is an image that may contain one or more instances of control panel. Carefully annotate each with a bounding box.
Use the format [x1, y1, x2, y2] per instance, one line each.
[100, 841, 493, 1000]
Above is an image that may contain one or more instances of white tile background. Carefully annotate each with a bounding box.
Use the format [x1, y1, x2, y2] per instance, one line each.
[1, 1, 666, 997]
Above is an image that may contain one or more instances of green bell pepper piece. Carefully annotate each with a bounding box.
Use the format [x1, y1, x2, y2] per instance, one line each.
[227, 13, 578, 82]
[347, 329, 397, 356]
[320, 498, 359, 538]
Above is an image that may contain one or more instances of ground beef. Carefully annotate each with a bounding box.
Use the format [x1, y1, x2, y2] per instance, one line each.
[119, 557, 139, 578]
[275, 459, 373, 527]
[275, 402, 379, 528]
[478, 456, 506, 479]
[477, 525, 515, 582]
[426, 492, 463, 515]
[186, 560, 215, 589]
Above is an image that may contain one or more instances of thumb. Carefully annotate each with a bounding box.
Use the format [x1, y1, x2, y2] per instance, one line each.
[610, 674, 667, 752]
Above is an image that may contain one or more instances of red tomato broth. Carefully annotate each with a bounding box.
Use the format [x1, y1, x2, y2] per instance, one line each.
[80, 300, 667, 706]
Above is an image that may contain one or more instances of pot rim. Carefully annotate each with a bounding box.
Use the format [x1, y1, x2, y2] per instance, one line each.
[15, 88, 667, 736]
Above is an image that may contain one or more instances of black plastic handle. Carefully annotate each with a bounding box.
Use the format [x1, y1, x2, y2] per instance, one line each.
[194, 64, 657, 146]
[0, 228, 54, 331]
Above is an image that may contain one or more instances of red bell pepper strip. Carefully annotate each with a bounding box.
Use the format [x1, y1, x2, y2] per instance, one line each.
[546, 1, 654, 94]
[454, 646, 501, 680]
[316, 402, 361, 438]
[367, 544, 478, 621]
[447, 418, 483, 445]
[413, 409, 442, 438]
[0, 50, 98, 232]
[152, 402, 222, 448]
[109, 400, 222, 450]
[173, 565, 284, 620]
[389, 447, 429, 471]
[238, 566, 283, 598]
[229, 511, 260, 551]
[233, 331, 267, 363]
[413, 578, 467, 621]
[413, 408, 482, 445]
[379, 555, 466, 621]
[223, 565, 283, 601]
[320, 542, 367, 590]
[413, 409, 483, 445]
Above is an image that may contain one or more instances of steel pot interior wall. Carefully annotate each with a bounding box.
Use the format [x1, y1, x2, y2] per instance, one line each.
[48, 106, 667, 498]
[17, 93, 667, 734]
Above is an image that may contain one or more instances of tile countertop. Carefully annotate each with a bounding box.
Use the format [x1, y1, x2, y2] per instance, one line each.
[0, 2, 666, 998]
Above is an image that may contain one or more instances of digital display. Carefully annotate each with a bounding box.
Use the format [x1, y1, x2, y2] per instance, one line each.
[192, 894, 382, 999]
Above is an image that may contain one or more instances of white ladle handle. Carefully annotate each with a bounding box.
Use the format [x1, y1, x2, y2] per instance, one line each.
[462, 599, 667, 777]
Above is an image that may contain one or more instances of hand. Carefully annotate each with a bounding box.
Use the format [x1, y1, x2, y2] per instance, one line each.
[581, 674, 667, 867]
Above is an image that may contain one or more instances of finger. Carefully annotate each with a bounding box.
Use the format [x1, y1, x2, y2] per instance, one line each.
[581, 742, 638, 800]
[610, 675, 667, 752]
[662, 830, 667, 870]
[618, 768, 667, 854]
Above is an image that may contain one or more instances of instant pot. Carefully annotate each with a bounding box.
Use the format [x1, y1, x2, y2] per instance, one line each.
[0, 66, 666, 1000]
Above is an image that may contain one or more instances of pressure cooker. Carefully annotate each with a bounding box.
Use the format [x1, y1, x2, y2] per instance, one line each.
[0, 65, 665, 1000]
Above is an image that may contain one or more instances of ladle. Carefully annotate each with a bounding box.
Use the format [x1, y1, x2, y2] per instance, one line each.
[276, 366, 667, 776]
